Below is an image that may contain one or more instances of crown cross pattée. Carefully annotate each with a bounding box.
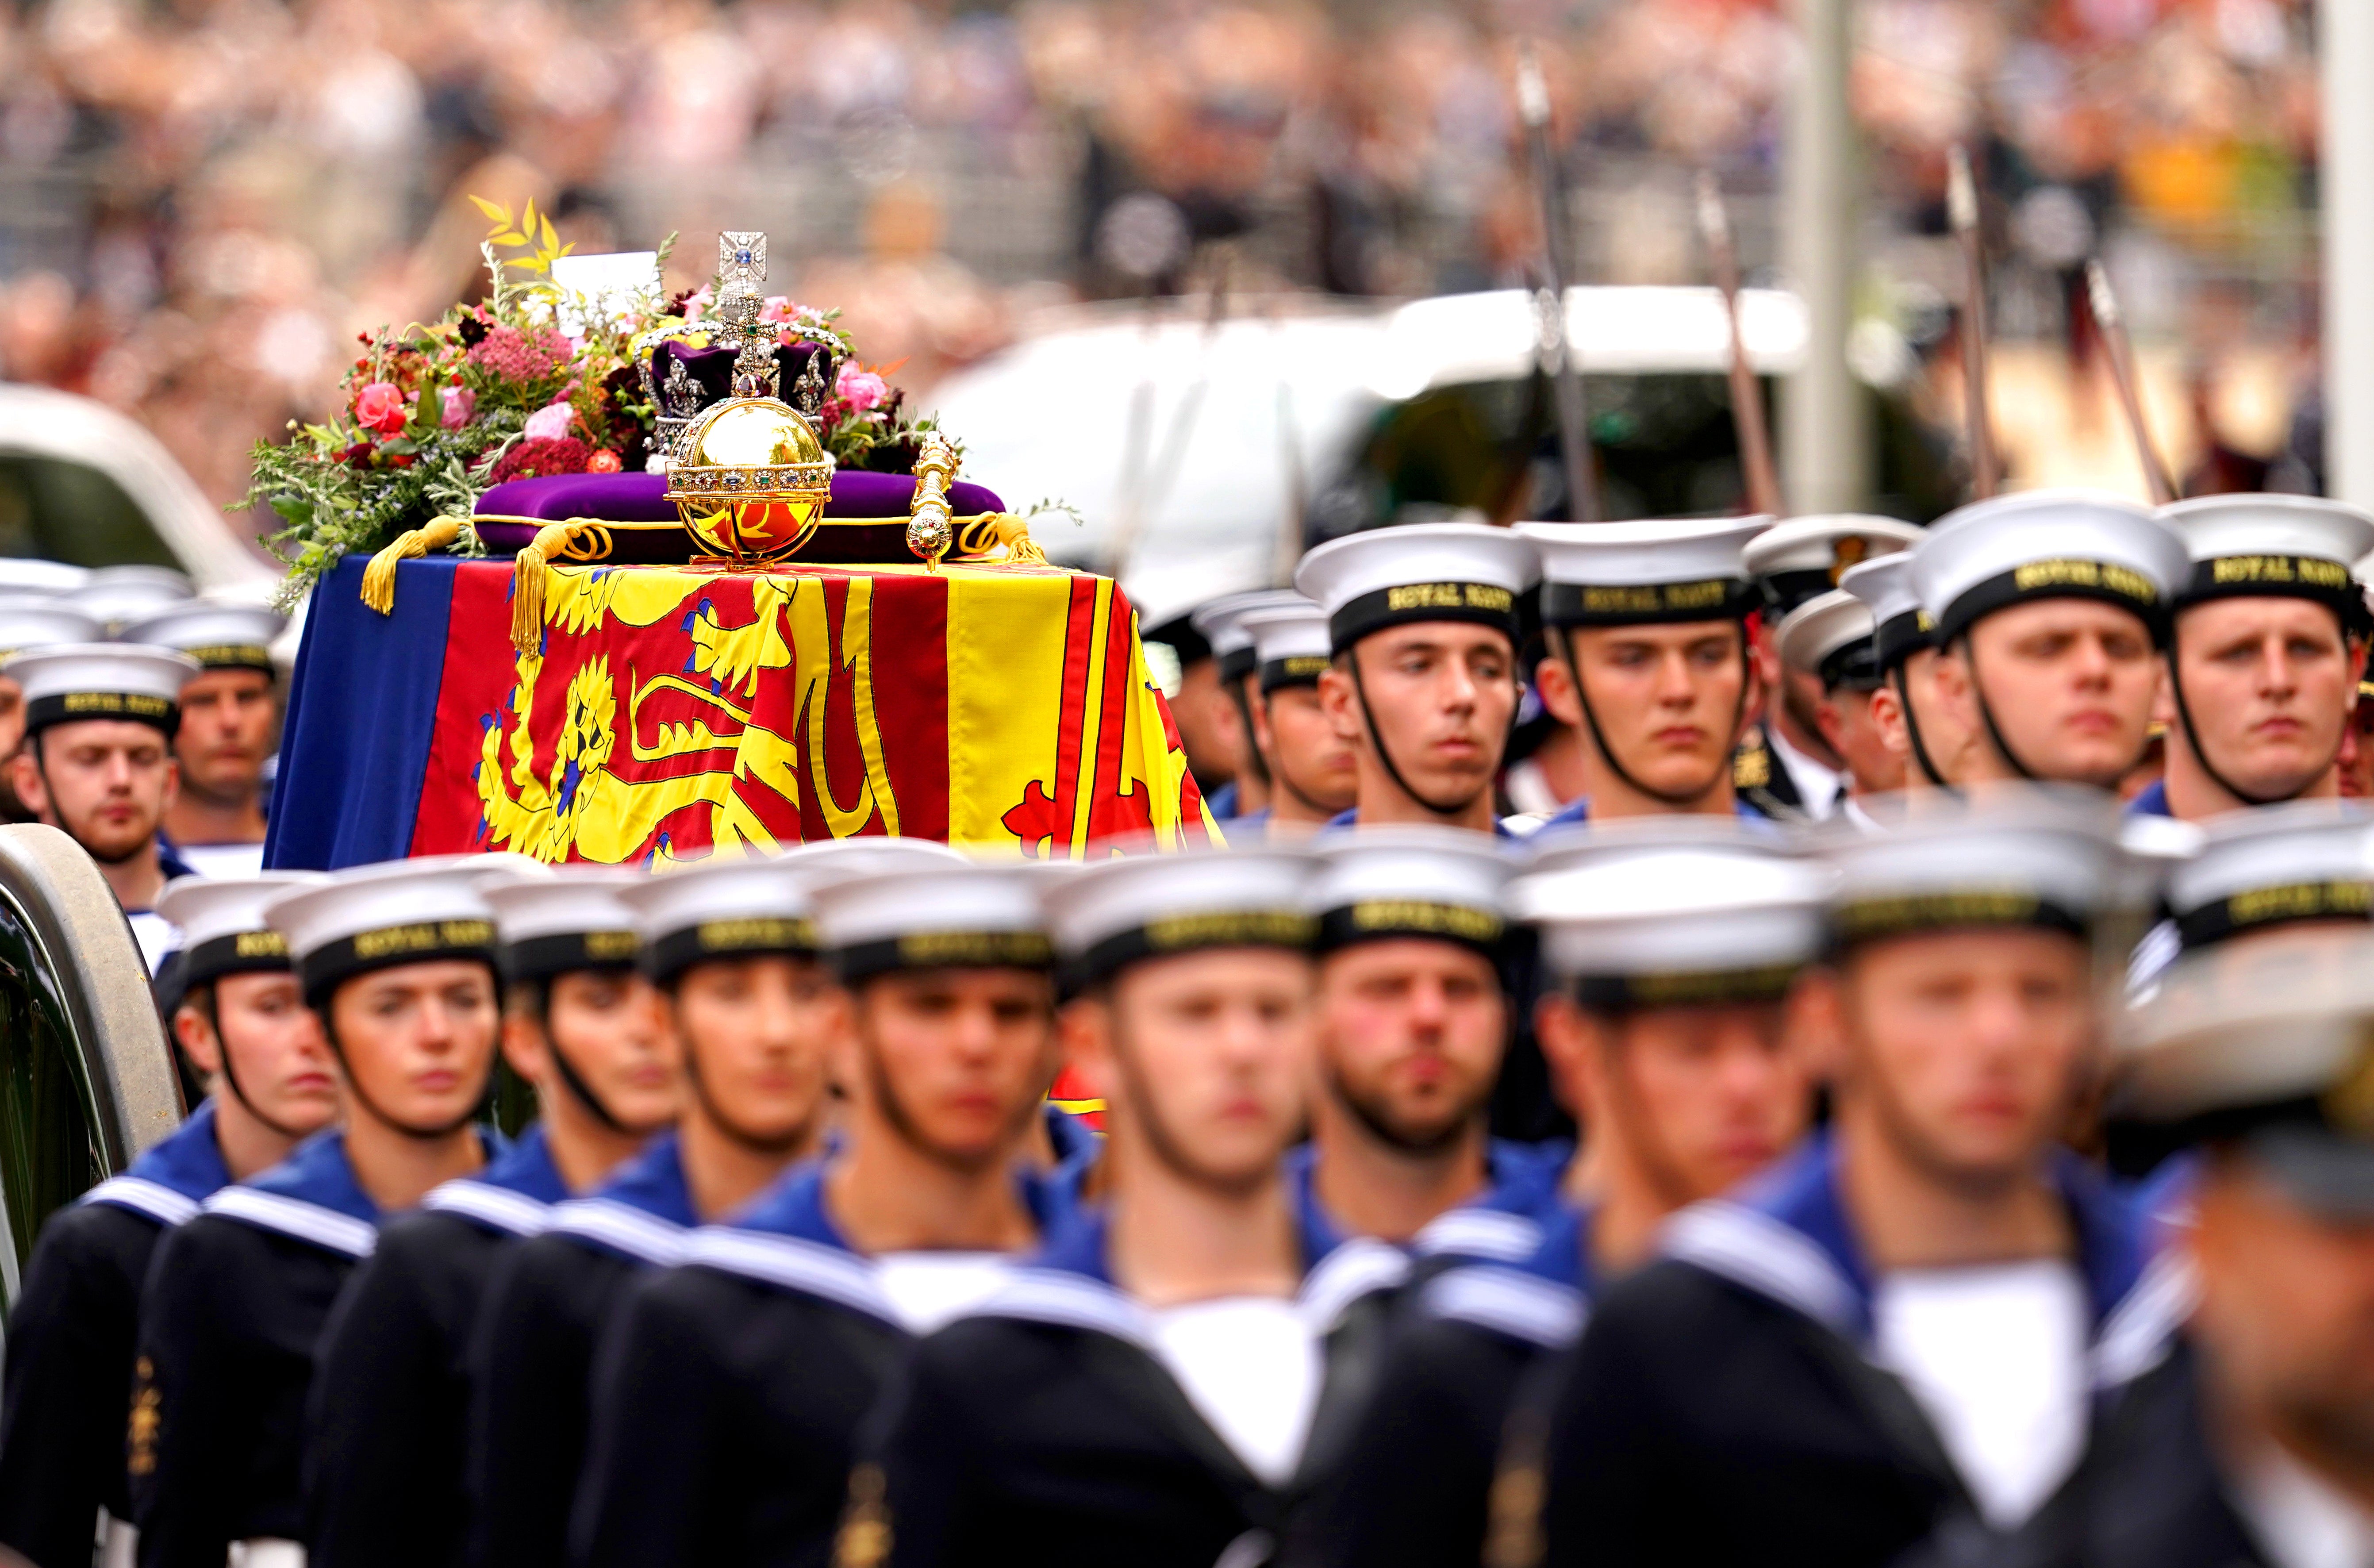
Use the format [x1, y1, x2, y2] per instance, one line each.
[720, 232, 767, 292]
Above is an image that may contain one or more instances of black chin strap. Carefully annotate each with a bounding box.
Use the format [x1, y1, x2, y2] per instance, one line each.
[2164, 627, 2318, 808]
[1347, 646, 1493, 819]
[1891, 663, 1955, 790]
[209, 999, 315, 1141]
[1226, 680, 1272, 791]
[1559, 627, 1749, 810]
[322, 1018, 490, 1141]
[684, 1046, 813, 1156]
[547, 1032, 634, 1134]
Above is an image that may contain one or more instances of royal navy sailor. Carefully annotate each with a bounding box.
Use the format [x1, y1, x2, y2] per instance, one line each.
[122, 598, 288, 880]
[1907, 491, 2188, 792]
[2128, 801, 2374, 993]
[2133, 495, 2374, 821]
[3, 643, 202, 969]
[303, 868, 678, 1568]
[0, 598, 104, 823]
[1514, 516, 1773, 827]
[1840, 553, 1982, 792]
[463, 839, 957, 1568]
[1775, 589, 1904, 817]
[0, 873, 333, 1568]
[1234, 598, 1359, 839]
[1300, 823, 1826, 1568]
[853, 846, 1408, 1567]
[1293, 523, 1539, 836]
[1736, 515, 1925, 821]
[131, 856, 514, 1568]
[572, 858, 1067, 1567]
[1531, 791, 2162, 1566]
[1192, 589, 1307, 831]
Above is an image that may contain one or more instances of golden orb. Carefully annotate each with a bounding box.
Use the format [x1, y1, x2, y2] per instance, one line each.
[664, 396, 836, 565]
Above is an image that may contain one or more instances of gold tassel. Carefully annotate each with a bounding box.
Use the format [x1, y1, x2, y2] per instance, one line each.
[510, 522, 580, 656]
[359, 515, 466, 614]
[984, 512, 1049, 566]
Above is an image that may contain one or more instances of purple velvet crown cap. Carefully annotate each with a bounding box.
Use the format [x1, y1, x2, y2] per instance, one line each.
[471, 471, 1007, 553]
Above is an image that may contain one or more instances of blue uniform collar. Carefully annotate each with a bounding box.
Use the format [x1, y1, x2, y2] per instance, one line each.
[1324, 807, 1521, 841]
[81, 1099, 235, 1226]
[544, 1128, 699, 1264]
[1410, 1199, 1596, 1352]
[1207, 780, 1240, 820]
[422, 1123, 570, 1237]
[1034, 1185, 1351, 1287]
[152, 836, 200, 884]
[246, 1129, 384, 1226]
[2126, 778, 2172, 818]
[730, 1152, 1083, 1252]
[1542, 796, 1773, 829]
[1521, 1199, 1597, 1297]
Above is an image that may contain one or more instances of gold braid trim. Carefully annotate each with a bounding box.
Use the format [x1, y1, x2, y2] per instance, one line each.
[511, 519, 610, 654]
[360, 514, 466, 614]
[953, 511, 1049, 566]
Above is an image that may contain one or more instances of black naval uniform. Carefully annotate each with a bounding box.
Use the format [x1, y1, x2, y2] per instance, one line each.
[305, 1126, 570, 1568]
[464, 1129, 697, 1568]
[1731, 720, 1813, 822]
[130, 1130, 392, 1568]
[0, 1101, 233, 1568]
[1533, 1136, 2175, 1568]
[1295, 1204, 1594, 1568]
[571, 1163, 1069, 1568]
[860, 1207, 1408, 1568]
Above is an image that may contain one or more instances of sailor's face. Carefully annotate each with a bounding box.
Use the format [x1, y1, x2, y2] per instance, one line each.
[534, 968, 680, 1135]
[1830, 929, 2095, 1184]
[2167, 598, 2355, 803]
[1257, 685, 1357, 815]
[1323, 626, 1516, 811]
[175, 668, 276, 802]
[671, 955, 840, 1148]
[1941, 601, 2159, 788]
[328, 959, 499, 1131]
[1818, 685, 1905, 795]
[12, 719, 175, 863]
[849, 966, 1056, 1170]
[1074, 947, 1316, 1194]
[1168, 657, 1241, 791]
[1869, 648, 1978, 789]
[2191, 1154, 2374, 1461]
[1317, 938, 1503, 1153]
[1545, 622, 1751, 806]
[185, 969, 337, 1137]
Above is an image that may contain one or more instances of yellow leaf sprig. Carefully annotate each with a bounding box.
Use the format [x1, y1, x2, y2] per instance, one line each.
[469, 194, 574, 277]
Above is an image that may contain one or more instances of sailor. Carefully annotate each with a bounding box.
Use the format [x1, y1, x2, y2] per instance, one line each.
[1841, 553, 1982, 792]
[1775, 588, 1904, 816]
[0, 873, 332, 1568]
[854, 846, 1408, 1566]
[131, 855, 512, 1568]
[1293, 522, 1540, 836]
[122, 598, 288, 879]
[2132, 494, 2374, 820]
[303, 869, 678, 1568]
[0, 598, 104, 823]
[1907, 490, 2189, 791]
[1514, 516, 1771, 827]
[1991, 929, 2374, 1568]
[572, 858, 1064, 1567]
[463, 839, 957, 1568]
[2, 643, 201, 969]
[1302, 822, 1827, 1568]
[1138, 593, 1246, 815]
[2127, 800, 2374, 994]
[68, 567, 194, 633]
[1530, 791, 2159, 1566]
[1230, 598, 1360, 839]
[1736, 515, 1924, 821]
[1288, 827, 1551, 1255]
[1193, 589, 1306, 829]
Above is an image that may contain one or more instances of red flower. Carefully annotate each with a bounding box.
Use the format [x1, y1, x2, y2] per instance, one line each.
[587, 449, 623, 473]
[490, 436, 594, 484]
[353, 381, 409, 437]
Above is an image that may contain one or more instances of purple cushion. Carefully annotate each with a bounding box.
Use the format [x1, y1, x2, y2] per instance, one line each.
[472, 470, 1006, 553]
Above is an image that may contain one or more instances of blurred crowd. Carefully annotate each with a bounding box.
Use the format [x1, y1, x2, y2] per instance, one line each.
[0, 0, 2324, 525]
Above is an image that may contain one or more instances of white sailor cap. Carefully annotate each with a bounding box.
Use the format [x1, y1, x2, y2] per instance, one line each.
[120, 598, 288, 673]
[1840, 554, 1928, 672]
[1241, 599, 1333, 692]
[66, 566, 194, 630]
[1294, 523, 1538, 653]
[2158, 494, 2374, 621]
[1129, 554, 1275, 659]
[156, 872, 325, 990]
[1042, 845, 1317, 992]
[619, 838, 964, 982]
[813, 861, 1056, 983]
[1909, 490, 2188, 648]
[1517, 515, 1768, 628]
[0, 598, 104, 660]
[1510, 821, 1829, 1008]
[1825, 787, 2136, 947]
[0, 560, 90, 596]
[481, 869, 647, 983]
[265, 853, 536, 1006]
[1776, 589, 1880, 691]
[2118, 927, 2374, 1216]
[1192, 589, 1306, 686]
[1743, 515, 1926, 619]
[2162, 802, 2374, 953]
[1307, 827, 1513, 958]
[3, 642, 199, 735]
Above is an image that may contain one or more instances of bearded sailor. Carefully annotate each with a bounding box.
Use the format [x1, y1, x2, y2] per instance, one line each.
[131, 856, 514, 1568]
[573, 858, 1067, 1568]
[0, 873, 332, 1568]
[305, 868, 677, 1568]
[853, 847, 1408, 1567]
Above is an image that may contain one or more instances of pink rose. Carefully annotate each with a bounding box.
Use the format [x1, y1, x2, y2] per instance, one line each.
[759, 295, 794, 324]
[836, 363, 888, 412]
[523, 400, 577, 441]
[440, 384, 476, 430]
[353, 380, 408, 436]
